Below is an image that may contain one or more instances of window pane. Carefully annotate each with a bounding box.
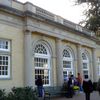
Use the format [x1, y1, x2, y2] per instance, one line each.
[63, 49, 70, 57]
[35, 58, 48, 68]
[63, 61, 71, 68]
[82, 53, 87, 60]
[0, 55, 9, 77]
[35, 69, 49, 85]
[63, 71, 67, 81]
[83, 63, 87, 69]
[0, 40, 9, 51]
[34, 44, 47, 54]
[83, 70, 88, 75]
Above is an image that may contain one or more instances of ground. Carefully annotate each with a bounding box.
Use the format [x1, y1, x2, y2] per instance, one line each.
[51, 91, 99, 100]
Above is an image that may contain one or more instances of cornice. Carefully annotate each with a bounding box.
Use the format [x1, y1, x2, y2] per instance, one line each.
[0, 4, 100, 44]
[0, 4, 23, 17]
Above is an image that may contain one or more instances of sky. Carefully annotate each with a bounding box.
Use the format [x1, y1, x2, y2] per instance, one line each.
[18, 0, 87, 24]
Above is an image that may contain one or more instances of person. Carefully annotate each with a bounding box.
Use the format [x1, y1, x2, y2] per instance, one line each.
[77, 73, 83, 92]
[82, 75, 93, 100]
[67, 77, 74, 98]
[35, 75, 43, 97]
[97, 78, 100, 95]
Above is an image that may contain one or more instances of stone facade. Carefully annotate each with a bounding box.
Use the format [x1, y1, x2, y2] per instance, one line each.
[0, 0, 100, 90]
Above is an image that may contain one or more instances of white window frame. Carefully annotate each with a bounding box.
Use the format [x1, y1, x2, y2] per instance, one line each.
[0, 40, 10, 52]
[82, 53, 89, 79]
[0, 39, 10, 79]
[34, 44, 51, 86]
[63, 49, 73, 81]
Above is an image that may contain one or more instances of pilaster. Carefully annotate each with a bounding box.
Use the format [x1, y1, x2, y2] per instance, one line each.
[24, 30, 34, 87]
[56, 38, 63, 86]
[92, 48, 98, 82]
[77, 44, 83, 77]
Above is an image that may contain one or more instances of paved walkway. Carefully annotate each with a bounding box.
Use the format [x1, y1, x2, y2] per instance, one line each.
[51, 91, 99, 100]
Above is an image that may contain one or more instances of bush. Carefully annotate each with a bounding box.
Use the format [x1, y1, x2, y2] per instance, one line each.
[97, 78, 100, 95]
[0, 89, 7, 100]
[93, 82, 97, 91]
[7, 87, 38, 100]
[61, 82, 68, 96]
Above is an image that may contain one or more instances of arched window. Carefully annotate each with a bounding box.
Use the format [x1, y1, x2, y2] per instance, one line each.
[82, 53, 89, 79]
[34, 43, 50, 86]
[63, 49, 73, 81]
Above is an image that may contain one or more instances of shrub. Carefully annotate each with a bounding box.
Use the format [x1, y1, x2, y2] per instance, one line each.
[7, 87, 38, 100]
[93, 82, 97, 91]
[0, 89, 7, 100]
[97, 78, 100, 95]
[61, 82, 68, 96]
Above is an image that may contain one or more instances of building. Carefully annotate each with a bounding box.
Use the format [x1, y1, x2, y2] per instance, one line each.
[0, 0, 100, 90]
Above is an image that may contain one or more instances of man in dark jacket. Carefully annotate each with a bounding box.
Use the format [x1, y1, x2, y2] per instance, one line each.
[36, 75, 43, 97]
[67, 77, 74, 98]
[83, 75, 93, 100]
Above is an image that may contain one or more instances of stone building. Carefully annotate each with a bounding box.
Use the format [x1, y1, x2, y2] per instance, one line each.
[0, 0, 100, 90]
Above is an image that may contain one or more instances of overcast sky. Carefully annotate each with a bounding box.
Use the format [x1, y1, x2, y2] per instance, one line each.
[18, 0, 86, 24]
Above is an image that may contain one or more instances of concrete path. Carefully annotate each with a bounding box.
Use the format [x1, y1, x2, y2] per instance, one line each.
[51, 91, 100, 100]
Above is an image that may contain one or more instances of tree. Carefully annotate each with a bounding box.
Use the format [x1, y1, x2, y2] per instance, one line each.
[75, 0, 100, 32]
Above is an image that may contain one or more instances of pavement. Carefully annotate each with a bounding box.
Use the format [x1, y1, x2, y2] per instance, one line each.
[51, 91, 100, 100]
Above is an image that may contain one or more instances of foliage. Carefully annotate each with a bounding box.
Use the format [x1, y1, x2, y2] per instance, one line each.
[7, 87, 38, 100]
[0, 89, 7, 100]
[97, 78, 100, 94]
[61, 82, 68, 96]
[75, 0, 100, 32]
[0, 87, 38, 100]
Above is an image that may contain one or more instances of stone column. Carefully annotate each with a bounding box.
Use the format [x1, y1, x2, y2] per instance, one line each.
[92, 48, 98, 82]
[77, 44, 83, 77]
[24, 30, 34, 87]
[56, 38, 63, 86]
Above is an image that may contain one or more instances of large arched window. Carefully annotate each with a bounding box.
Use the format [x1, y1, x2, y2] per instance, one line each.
[63, 49, 73, 81]
[82, 53, 89, 79]
[34, 43, 50, 86]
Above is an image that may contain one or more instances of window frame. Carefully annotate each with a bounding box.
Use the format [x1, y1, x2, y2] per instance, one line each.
[82, 53, 89, 79]
[0, 39, 10, 79]
[63, 49, 73, 82]
[34, 43, 51, 86]
[0, 40, 10, 52]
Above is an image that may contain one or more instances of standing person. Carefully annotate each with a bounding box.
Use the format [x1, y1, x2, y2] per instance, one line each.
[35, 75, 43, 97]
[77, 73, 83, 92]
[67, 77, 74, 98]
[82, 75, 93, 100]
[97, 78, 100, 95]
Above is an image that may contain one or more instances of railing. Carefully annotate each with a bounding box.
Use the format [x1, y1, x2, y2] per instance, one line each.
[63, 19, 76, 30]
[36, 7, 55, 21]
[35, 5, 95, 36]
